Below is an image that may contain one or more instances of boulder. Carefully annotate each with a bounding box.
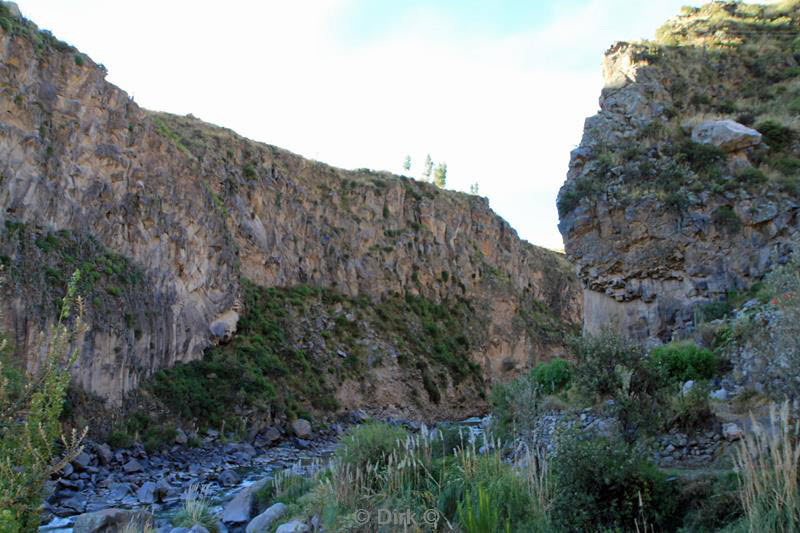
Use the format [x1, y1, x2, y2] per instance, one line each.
[95, 443, 113, 466]
[73, 508, 153, 533]
[136, 481, 156, 504]
[189, 526, 210, 533]
[219, 469, 241, 487]
[154, 478, 172, 502]
[710, 388, 728, 401]
[723, 422, 744, 441]
[290, 419, 312, 439]
[681, 380, 695, 396]
[72, 451, 93, 471]
[275, 520, 309, 533]
[175, 428, 188, 445]
[123, 459, 143, 474]
[691, 119, 762, 152]
[245, 503, 287, 533]
[263, 427, 281, 443]
[222, 479, 268, 524]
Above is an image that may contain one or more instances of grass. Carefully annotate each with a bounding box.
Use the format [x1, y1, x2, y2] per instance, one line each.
[730, 402, 800, 532]
[172, 484, 218, 533]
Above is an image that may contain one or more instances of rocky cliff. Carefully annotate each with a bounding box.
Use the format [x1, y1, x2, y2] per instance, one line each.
[558, 1, 800, 343]
[0, 5, 580, 421]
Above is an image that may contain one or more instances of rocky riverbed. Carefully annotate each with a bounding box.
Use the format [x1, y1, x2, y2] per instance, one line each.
[39, 418, 346, 533]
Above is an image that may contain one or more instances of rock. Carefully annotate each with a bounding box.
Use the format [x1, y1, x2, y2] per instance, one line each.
[170, 529, 191, 533]
[72, 451, 93, 471]
[723, 423, 744, 441]
[691, 120, 762, 152]
[291, 419, 312, 439]
[73, 509, 153, 533]
[137, 481, 157, 504]
[175, 428, 188, 445]
[95, 444, 113, 465]
[123, 459, 143, 474]
[154, 478, 172, 502]
[222, 479, 268, 524]
[189, 526, 210, 533]
[263, 427, 281, 443]
[710, 388, 728, 401]
[275, 520, 309, 533]
[245, 503, 287, 533]
[61, 463, 74, 477]
[107, 482, 132, 500]
[219, 470, 241, 487]
[681, 380, 695, 396]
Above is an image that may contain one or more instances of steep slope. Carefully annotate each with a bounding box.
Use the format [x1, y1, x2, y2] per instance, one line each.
[558, 0, 800, 342]
[0, 5, 580, 421]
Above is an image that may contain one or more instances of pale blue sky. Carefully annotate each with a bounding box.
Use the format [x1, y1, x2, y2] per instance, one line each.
[16, 0, 704, 249]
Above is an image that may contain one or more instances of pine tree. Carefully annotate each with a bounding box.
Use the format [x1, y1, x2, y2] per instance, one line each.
[402, 155, 411, 172]
[469, 182, 479, 195]
[433, 162, 447, 189]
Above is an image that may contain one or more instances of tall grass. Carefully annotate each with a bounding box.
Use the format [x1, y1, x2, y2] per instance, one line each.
[172, 484, 218, 533]
[732, 401, 800, 533]
[310, 424, 551, 532]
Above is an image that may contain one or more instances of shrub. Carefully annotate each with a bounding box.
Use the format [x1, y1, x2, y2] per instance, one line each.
[679, 141, 726, 174]
[646, 340, 719, 384]
[757, 120, 794, 152]
[570, 332, 645, 401]
[736, 166, 768, 185]
[531, 358, 571, 395]
[550, 432, 679, 532]
[489, 369, 542, 441]
[335, 422, 408, 472]
[712, 205, 742, 234]
[669, 381, 714, 433]
[0, 271, 86, 532]
[679, 472, 742, 532]
[773, 156, 800, 176]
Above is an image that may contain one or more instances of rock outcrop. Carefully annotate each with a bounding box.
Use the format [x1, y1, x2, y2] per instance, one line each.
[558, 1, 800, 342]
[0, 6, 580, 415]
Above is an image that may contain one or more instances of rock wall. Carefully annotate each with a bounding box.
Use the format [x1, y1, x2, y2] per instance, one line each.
[0, 9, 580, 408]
[558, 2, 800, 342]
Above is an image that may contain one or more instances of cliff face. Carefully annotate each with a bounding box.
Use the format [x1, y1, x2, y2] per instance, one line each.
[0, 6, 580, 417]
[558, 1, 800, 343]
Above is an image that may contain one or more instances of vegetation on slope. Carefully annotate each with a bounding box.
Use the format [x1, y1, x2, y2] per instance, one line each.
[558, 0, 800, 218]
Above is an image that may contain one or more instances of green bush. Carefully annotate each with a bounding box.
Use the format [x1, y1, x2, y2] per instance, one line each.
[679, 141, 726, 173]
[774, 156, 800, 176]
[570, 332, 645, 401]
[712, 205, 742, 234]
[531, 358, 572, 395]
[679, 472, 742, 532]
[489, 369, 542, 441]
[757, 120, 794, 152]
[551, 432, 680, 532]
[0, 272, 86, 532]
[669, 381, 714, 432]
[255, 471, 315, 512]
[647, 341, 719, 384]
[335, 422, 408, 472]
[736, 166, 768, 185]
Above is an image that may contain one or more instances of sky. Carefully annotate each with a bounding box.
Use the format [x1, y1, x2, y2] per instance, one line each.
[16, 0, 706, 250]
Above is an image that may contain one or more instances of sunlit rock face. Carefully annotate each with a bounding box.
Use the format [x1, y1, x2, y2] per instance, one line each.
[0, 10, 580, 410]
[559, 3, 800, 343]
